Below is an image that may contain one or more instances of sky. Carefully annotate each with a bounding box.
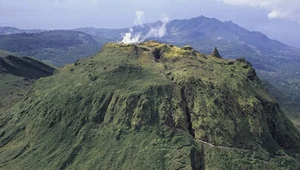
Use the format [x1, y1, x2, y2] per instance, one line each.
[0, 0, 300, 47]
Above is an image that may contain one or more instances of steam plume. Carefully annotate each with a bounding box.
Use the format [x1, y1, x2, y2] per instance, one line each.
[143, 16, 169, 41]
[121, 28, 141, 44]
[134, 11, 144, 26]
[121, 12, 169, 44]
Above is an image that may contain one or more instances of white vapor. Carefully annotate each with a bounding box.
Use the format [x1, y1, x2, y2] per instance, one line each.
[134, 11, 144, 26]
[144, 16, 169, 40]
[121, 28, 141, 44]
[121, 12, 169, 44]
[219, 0, 300, 24]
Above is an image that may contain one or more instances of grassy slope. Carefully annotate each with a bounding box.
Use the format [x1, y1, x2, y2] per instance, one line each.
[0, 50, 56, 110]
[0, 42, 300, 169]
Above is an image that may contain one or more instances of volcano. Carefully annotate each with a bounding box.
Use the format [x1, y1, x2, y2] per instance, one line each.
[0, 41, 299, 169]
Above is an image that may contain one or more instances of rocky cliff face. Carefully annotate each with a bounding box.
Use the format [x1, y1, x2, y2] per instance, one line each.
[0, 41, 299, 169]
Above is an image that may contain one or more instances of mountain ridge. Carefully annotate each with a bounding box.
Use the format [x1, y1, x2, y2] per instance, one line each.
[0, 26, 43, 35]
[0, 30, 102, 66]
[0, 50, 56, 110]
[0, 41, 299, 169]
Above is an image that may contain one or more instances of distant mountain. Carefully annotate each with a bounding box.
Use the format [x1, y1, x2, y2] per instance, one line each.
[74, 27, 127, 43]
[1, 42, 300, 169]
[164, 16, 289, 54]
[0, 30, 102, 66]
[0, 26, 43, 35]
[0, 50, 55, 109]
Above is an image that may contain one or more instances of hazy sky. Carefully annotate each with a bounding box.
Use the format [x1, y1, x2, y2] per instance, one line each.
[1, 0, 300, 47]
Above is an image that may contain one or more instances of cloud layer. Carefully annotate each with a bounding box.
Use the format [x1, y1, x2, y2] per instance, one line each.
[220, 0, 300, 24]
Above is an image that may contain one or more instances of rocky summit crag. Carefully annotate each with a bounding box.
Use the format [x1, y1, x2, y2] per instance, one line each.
[0, 41, 300, 170]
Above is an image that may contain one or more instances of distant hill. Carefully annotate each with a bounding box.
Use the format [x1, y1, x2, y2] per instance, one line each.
[0, 26, 43, 35]
[74, 27, 127, 44]
[163, 16, 290, 56]
[0, 50, 55, 109]
[0, 49, 16, 56]
[0, 30, 102, 66]
[1, 42, 300, 169]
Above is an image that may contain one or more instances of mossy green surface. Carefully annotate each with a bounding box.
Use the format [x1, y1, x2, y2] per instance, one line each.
[0, 42, 300, 169]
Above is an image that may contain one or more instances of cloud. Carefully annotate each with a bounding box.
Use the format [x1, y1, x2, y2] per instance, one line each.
[121, 11, 144, 44]
[219, 0, 300, 24]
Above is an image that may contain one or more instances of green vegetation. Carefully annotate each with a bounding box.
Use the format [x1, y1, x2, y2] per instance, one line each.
[0, 42, 299, 169]
[263, 80, 300, 129]
[0, 50, 55, 110]
[0, 30, 102, 66]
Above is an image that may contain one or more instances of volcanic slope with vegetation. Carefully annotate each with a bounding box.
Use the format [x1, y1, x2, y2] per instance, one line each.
[0, 30, 102, 66]
[0, 50, 55, 110]
[77, 16, 300, 122]
[1, 42, 300, 169]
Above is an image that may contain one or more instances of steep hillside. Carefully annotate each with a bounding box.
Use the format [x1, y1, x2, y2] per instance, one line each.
[0, 30, 102, 66]
[0, 42, 299, 169]
[0, 50, 56, 109]
[263, 80, 300, 129]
